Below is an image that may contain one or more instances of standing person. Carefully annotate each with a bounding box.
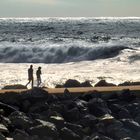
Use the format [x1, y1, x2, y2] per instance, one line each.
[26, 65, 34, 88]
[36, 67, 42, 87]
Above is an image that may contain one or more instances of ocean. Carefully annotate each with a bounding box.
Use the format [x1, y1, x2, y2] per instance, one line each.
[0, 17, 140, 88]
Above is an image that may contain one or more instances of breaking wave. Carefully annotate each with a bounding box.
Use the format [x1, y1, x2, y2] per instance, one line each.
[0, 45, 130, 63]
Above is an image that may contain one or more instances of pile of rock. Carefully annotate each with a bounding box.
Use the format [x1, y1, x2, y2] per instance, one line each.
[0, 88, 140, 140]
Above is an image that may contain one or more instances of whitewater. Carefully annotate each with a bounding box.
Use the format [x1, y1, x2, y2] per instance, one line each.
[0, 17, 140, 88]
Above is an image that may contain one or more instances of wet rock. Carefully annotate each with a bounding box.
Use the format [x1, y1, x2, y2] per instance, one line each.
[28, 101, 49, 113]
[99, 114, 115, 124]
[88, 98, 111, 117]
[2, 84, 27, 90]
[29, 120, 58, 139]
[80, 81, 93, 87]
[0, 124, 8, 133]
[49, 115, 64, 129]
[106, 120, 132, 139]
[11, 129, 29, 140]
[75, 99, 88, 114]
[119, 81, 140, 86]
[118, 108, 132, 119]
[64, 107, 81, 122]
[120, 137, 136, 140]
[0, 102, 18, 116]
[49, 103, 66, 115]
[21, 100, 31, 112]
[90, 133, 113, 140]
[9, 111, 33, 130]
[0, 93, 20, 106]
[119, 89, 136, 102]
[64, 122, 84, 137]
[78, 91, 101, 102]
[78, 114, 98, 128]
[63, 79, 81, 87]
[109, 103, 132, 119]
[121, 119, 140, 131]
[0, 132, 6, 140]
[94, 80, 116, 87]
[60, 127, 81, 140]
[135, 113, 140, 124]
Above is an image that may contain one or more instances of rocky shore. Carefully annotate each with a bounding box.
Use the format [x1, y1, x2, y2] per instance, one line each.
[0, 86, 140, 140]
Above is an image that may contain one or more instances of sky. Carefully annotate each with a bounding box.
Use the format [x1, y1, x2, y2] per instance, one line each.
[0, 0, 140, 17]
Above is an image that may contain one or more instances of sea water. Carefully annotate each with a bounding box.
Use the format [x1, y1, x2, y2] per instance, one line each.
[0, 17, 140, 88]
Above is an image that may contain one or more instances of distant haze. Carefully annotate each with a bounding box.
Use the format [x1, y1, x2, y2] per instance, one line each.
[0, 0, 140, 17]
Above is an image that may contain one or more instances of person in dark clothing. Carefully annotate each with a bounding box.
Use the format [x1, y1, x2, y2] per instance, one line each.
[26, 65, 34, 88]
[36, 67, 42, 87]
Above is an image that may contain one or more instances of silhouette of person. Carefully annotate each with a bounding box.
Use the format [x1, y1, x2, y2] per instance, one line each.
[36, 67, 42, 87]
[26, 65, 34, 88]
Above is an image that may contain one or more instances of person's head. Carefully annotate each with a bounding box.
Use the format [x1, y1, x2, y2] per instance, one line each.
[30, 65, 33, 68]
[38, 67, 41, 70]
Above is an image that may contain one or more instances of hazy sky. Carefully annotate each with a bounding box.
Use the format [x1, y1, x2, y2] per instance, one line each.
[0, 0, 140, 17]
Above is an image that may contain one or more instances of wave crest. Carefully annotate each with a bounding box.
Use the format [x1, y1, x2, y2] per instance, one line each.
[0, 45, 130, 63]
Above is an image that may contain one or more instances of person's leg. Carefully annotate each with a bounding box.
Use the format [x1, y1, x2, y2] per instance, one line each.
[37, 78, 39, 87]
[26, 80, 31, 87]
[31, 78, 34, 88]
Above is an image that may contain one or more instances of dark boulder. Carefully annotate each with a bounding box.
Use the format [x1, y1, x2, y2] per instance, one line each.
[119, 89, 136, 102]
[80, 81, 93, 87]
[63, 79, 81, 87]
[9, 111, 33, 130]
[121, 119, 140, 132]
[88, 98, 111, 117]
[78, 91, 101, 102]
[60, 127, 81, 140]
[64, 122, 83, 137]
[2, 84, 27, 90]
[28, 101, 49, 113]
[78, 114, 98, 128]
[119, 81, 140, 86]
[63, 107, 81, 122]
[0, 102, 18, 116]
[49, 115, 64, 129]
[0, 92, 20, 106]
[29, 120, 58, 139]
[94, 80, 116, 87]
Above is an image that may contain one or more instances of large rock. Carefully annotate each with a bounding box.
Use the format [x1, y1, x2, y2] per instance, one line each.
[88, 98, 111, 117]
[0, 132, 6, 140]
[28, 101, 49, 113]
[0, 102, 18, 116]
[49, 115, 64, 129]
[121, 119, 140, 132]
[106, 120, 133, 139]
[64, 122, 84, 137]
[119, 81, 140, 86]
[0, 93, 20, 106]
[63, 107, 81, 122]
[63, 79, 81, 87]
[2, 84, 27, 90]
[78, 91, 101, 102]
[0, 124, 9, 133]
[29, 120, 58, 139]
[78, 114, 98, 128]
[80, 81, 93, 87]
[60, 127, 81, 140]
[94, 80, 116, 87]
[109, 104, 132, 119]
[119, 89, 136, 102]
[9, 111, 33, 130]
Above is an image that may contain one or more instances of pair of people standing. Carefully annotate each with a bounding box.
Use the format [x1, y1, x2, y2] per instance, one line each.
[26, 65, 42, 88]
